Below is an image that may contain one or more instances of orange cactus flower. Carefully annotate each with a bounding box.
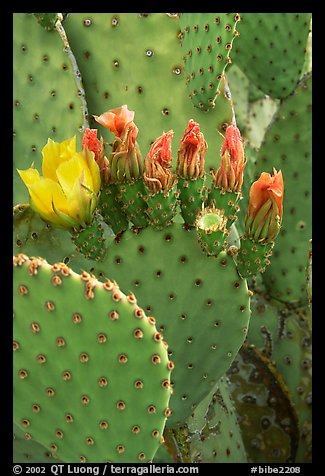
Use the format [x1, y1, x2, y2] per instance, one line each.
[176, 119, 207, 179]
[248, 168, 284, 220]
[245, 168, 284, 242]
[94, 105, 135, 138]
[213, 123, 246, 193]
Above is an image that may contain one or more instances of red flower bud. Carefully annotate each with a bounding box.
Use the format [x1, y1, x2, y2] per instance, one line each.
[176, 119, 207, 179]
[82, 128, 110, 184]
[212, 123, 246, 193]
[144, 131, 176, 193]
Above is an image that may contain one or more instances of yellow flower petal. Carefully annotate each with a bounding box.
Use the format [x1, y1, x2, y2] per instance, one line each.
[83, 147, 101, 194]
[41, 136, 76, 182]
[66, 176, 93, 226]
[17, 168, 40, 187]
[56, 154, 94, 197]
[28, 177, 75, 228]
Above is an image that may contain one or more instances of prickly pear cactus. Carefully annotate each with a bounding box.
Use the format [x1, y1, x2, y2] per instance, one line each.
[253, 73, 312, 304]
[231, 13, 311, 99]
[14, 423, 64, 463]
[13, 12, 312, 464]
[13, 13, 87, 204]
[13, 254, 172, 463]
[94, 223, 251, 425]
[179, 13, 240, 110]
[62, 13, 234, 170]
[167, 377, 247, 463]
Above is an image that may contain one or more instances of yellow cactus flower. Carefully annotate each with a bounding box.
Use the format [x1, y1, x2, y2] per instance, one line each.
[17, 137, 101, 229]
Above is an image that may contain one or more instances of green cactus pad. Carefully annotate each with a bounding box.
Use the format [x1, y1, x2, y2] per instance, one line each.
[144, 186, 178, 230]
[13, 205, 77, 264]
[13, 13, 86, 204]
[33, 13, 61, 30]
[63, 13, 234, 170]
[227, 343, 299, 463]
[177, 177, 206, 226]
[195, 207, 229, 257]
[118, 180, 149, 228]
[208, 188, 241, 226]
[98, 184, 129, 235]
[14, 423, 64, 463]
[246, 294, 312, 463]
[306, 240, 312, 306]
[13, 254, 172, 463]
[232, 13, 311, 99]
[183, 377, 247, 462]
[245, 95, 279, 150]
[253, 73, 312, 304]
[180, 13, 240, 111]
[91, 223, 251, 425]
[225, 65, 250, 132]
[71, 213, 106, 261]
[237, 237, 274, 278]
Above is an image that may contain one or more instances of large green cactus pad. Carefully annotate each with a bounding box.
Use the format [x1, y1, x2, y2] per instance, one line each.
[227, 344, 299, 463]
[253, 73, 312, 304]
[63, 13, 234, 170]
[184, 377, 247, 462]
[13, 13, 85, 204]
[232, 13, 311, 99]
[92, 223, 251, 425]
[13, 254, 172, 463]
[246, 293, 312, 463]
[14, 423, 64, 463]
[179, 13, 240, 111]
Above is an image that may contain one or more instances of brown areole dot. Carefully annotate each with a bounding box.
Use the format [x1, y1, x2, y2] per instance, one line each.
[72, 313, 82, 324]
[19, 369, 28, 379]
[62, 371, 71, 381]
[99, 420, 109, 429]
[134, 328, 144, 339]
[81, 395, 90, 405]
[79, 353, 89, 363]
[55, 430, 64, 439]
[31, 322, 40, 333]
[45, 301, 55, 311]
[65, 414, 74, 423]
[151, 354, 161, 365]
[97, 333, 107, 343]
[116, 400, 126, 410]
[56, 337, 65, 347]
[118, 354, 128, 364]
[51, 275, 62, 287]
[98, 377, 108, 387]
[37, 354, 46, 364]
